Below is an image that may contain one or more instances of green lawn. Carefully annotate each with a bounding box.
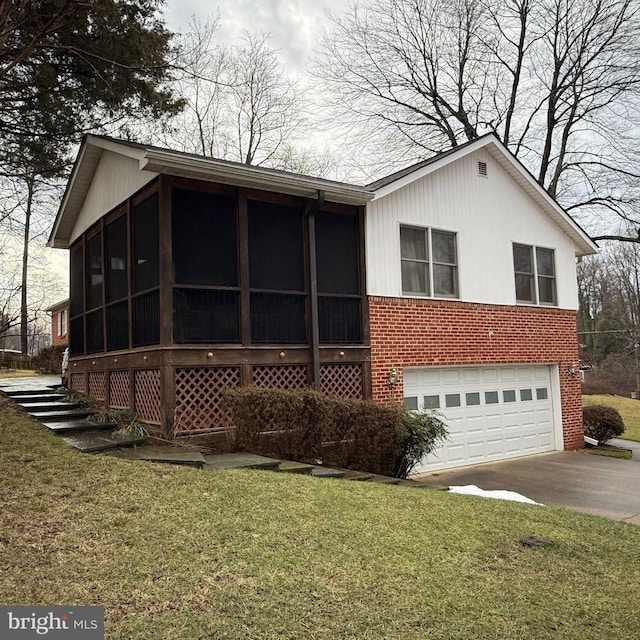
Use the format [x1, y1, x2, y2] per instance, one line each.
[0, 369, 38, 378]
[582, 394, 640, 442]
[2, 396, 640, 639]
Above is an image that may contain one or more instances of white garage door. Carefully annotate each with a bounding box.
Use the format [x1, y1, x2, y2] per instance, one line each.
[404, 365, 557, 473]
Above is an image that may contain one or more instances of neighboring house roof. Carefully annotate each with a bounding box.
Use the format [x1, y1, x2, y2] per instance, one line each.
[46, 299, 69, 314]
[367, 133, 598, 257]
[48, 135, 375, 249]
[48, 133, 597, 256]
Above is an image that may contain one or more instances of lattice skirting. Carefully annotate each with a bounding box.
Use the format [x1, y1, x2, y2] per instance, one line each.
[109, 370, 130, 409]
[134, 369, 161, 424]
[174, 366, 240, 433]
[252, 365, 309, 389]
[69, 372, 87, 394]
[320, 363, 363, 398]
[88, 371, 106, 401]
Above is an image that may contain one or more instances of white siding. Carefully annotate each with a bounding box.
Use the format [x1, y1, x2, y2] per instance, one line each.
[70, 150, 157, 243]
[366, 150, 580, 310]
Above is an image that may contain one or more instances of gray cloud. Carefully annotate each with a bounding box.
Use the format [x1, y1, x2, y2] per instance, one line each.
[164, 0, 346, 72]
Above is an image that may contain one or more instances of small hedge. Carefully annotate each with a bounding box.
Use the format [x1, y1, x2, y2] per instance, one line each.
[222, 387, 448, 478]
[583, 404, 625, 443]
[31, 345, 66, 374]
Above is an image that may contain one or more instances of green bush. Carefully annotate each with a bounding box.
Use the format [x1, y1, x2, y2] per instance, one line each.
[222, 387, 329, 462]
[393, 405, 449, 478]
[583, 404, 625, 443]
[222, 387, 449, 478]
[30, 345, 66, 374]
[326, 397, 405, 475]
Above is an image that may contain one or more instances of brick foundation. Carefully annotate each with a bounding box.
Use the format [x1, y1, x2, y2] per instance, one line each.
[369, 296, 583, 450]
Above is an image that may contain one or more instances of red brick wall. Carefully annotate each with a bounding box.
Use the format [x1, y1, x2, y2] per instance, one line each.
[369, 296, 583, 450]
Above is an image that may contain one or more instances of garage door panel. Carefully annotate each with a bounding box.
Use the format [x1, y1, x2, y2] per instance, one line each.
[464, 416, 484, 433]
[443, 369, 464, 385]
[406, 364, 556, 472]
[499, 368, 517, 383]
[419, 370, 441, 387]
[504, 436, 523, 453]
[463, 369, 482, 384]
[537, 433, 554, 447]
[486, 439, 505, 455]
[446, 445, 466, 463]
[482, 369, 500, 384]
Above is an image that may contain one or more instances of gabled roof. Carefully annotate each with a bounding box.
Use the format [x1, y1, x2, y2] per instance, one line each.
[45, 298, 69, 313]
[367, 133, 598, 256]
[49, 133, 597, 256]
[48, 135, 375, 249]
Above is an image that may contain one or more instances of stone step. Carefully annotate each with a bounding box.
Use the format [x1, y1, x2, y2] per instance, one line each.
[368, 474, 402, 485]
[110, 445, 206, 468]
[61, 430, 146, 453]
[41, 420, 116, 434]
[29, 408, 95, 422]
[277, 461, 315, 474]
[396, 479, 439, 489]
[2, 388, 56, 397]
[310, 467, 345, 479]
[202, 452, 281, 472]
[13, 393, 67, 404]
[341, 470, 375, 481]
[20, 401, 81, 412]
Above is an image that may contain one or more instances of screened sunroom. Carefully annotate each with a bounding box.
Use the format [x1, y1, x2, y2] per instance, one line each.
[50, 136, 373, 436]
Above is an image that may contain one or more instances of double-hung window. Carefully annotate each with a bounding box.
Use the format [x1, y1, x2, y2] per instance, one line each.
[513, 243, 557, 305]
[400, 225, 458, 297]
[57, 310, 67, 337]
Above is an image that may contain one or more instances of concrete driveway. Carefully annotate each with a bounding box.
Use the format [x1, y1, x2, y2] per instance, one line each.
[414, 441, 640, 524]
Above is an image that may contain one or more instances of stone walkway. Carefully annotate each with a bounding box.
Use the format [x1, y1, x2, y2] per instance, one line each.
[0, 375, 434, 489]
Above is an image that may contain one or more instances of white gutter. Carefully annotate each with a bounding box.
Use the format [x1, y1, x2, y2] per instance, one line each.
[141, 149, 374, 206]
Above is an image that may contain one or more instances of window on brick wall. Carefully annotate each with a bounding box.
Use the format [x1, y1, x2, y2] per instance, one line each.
[513, 243, 557, 305]
[57, 310, 67, 336]
[400, 225, 458, 297]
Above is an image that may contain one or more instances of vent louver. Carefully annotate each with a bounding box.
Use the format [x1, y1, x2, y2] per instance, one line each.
[478, 161, 488, 177]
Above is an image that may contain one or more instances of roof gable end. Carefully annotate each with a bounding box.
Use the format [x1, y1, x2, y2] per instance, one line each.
[368, 134, 597, 256]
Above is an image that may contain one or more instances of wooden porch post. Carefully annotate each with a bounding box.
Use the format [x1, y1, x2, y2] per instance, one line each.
[307, 190, 325, 391]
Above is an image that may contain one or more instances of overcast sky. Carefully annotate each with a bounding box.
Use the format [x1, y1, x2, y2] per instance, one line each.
[163, 0, 347, 72]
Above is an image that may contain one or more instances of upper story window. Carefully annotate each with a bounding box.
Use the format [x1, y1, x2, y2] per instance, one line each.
[513, 243, 557, 305]
[400, 225, 458, 298]
[57, 309, 67, 337]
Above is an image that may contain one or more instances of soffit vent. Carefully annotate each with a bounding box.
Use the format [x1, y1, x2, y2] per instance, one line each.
[478, 161, 488, 177]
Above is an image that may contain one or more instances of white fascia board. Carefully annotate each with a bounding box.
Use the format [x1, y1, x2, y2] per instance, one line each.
[486, 144, 598, 257]
[370, 137, 493, 201]
[47, 142, 97, 249]
[141, 149, 374, 206]
[48, 136, 148, 249]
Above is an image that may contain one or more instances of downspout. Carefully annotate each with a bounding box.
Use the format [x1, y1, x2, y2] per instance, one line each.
[308, 189, 325, 391]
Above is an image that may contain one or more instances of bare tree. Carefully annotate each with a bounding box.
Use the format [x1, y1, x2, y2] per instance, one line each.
[578, 237, 640, 372]
[160, 18, 311, 170]
[0, 153, 67, 354]
[313, 0, 640, 239]
[0, 196, 65, 356]
[160, 15, 230, 158]
[228, 32, 305, 166]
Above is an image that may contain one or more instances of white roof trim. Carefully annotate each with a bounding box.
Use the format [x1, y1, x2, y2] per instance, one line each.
[141, 148, 374, 205]
[371, 135, 598, 257]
